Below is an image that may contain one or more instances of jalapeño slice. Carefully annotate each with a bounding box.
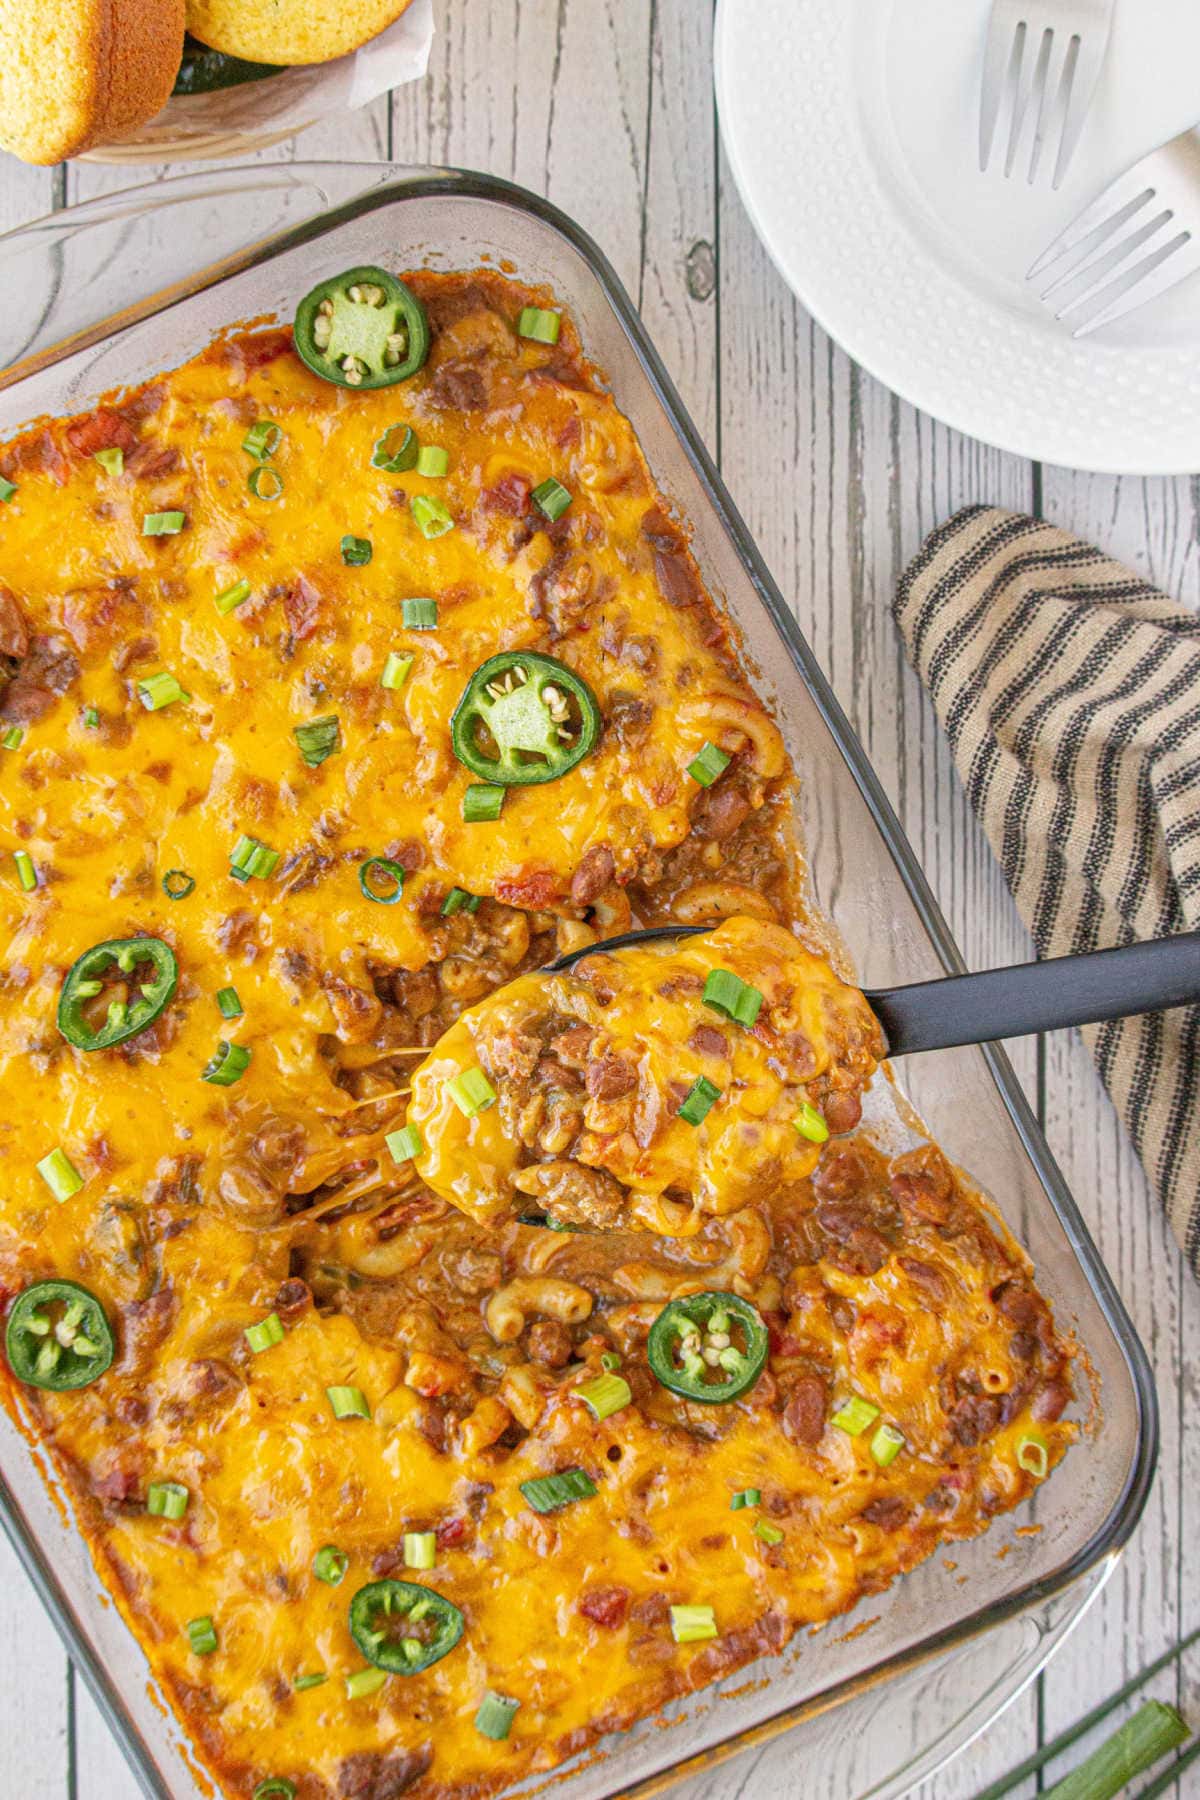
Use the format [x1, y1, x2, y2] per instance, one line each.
[450, 651, 601, 787]
[294, 266, 430, 390]
[6, 1281, 114, 1391]
[348, 1579, 464, 1675]
[647, 1291, 768, 1405]
[57, 937, 178, 1052]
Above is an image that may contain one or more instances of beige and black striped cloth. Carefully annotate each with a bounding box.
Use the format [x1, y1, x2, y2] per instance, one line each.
[894, 504, 1200, 1279]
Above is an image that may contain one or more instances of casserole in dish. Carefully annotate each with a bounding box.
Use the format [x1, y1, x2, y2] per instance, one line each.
[0, 167, 1156, 1800]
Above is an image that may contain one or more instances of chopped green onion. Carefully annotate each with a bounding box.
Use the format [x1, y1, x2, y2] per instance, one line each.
[372, 424, 418, 472]
[36, 1147, 84, 1203]
[793, 1101, 829, 1144]
[475, 1692, 520, 1741]
[517, 306, 562, 344]
[242, 420, 281, 460]
[341, 534, 372, 566]
[345, 1667, 387, 1700]
[245, 1312, 284, 1354]
[162, 868, 195, 900]
[687, 741, 731, 787]
[440, 886, 481, 917]
[702, 968, 763, 1028]
[201, 1040, 252, 1087]
[729, 1488, 761, 1511]
[248, 464, 283, 501]
[463, 783, 504, 823]
[146, 1481, 189, 1520]
[136, 671, 189, 712]
[93, 448, 123, 477]
[253, 1783, 298, 1800]
[293, 1672, 327, 1692]
[670, 1604, 717, 1644]
[0, 475, 17, 502]
[577, 1372, 631, 1421]
[1017, 1432, 1049, 1479]
[313, 1544, 348, 1585]
[186, 1615, 217, 1656]
[401, 597, 438, 630]
[600, 1351, 622, 1372]
[1039, 1700, 1188, 1800]
[13, 850, 36, 891]
[216, 986, 243, 1020]
[359, 856, 406, 904]
[519, 1469, 598, 1514]
[411, 494, 454, 539]
[82, 707, 99, 729]
[403, 1531, 437, 1570]
[870, 1423, 906, 1468]
[327, 1384, 370, 1421]
[2, 726, 24, 751]
[532, 477, 572, 521]
[832, 1394, 880, 1437]
[214, 578, 251, 616]
[380, 650, 414, 691]
[229, 834, 279, 882]
[678, 1075, 721, 1126]
[293, 714, 341, 767]
[448, 1067, 496, 1119]
[142, 510, 186, 536]
[753, 1520, 784, 1546]
[416, 445, 449, 478]
[386, 1125, 422, 1164]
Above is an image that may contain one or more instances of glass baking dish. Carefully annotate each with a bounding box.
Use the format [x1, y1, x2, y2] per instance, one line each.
[0, 165, 1157, 1800]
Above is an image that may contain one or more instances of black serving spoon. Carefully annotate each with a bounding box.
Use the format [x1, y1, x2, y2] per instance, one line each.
[547, 925, 1200, 1056]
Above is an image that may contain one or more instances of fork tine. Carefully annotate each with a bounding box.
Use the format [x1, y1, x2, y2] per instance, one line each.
[1027, 28, 1075, 186]
[1004, 25, 1044, 179]
[1027, 172, 1157, 279]
[1039, 206, 1174, 301]
[1052, 23, 1113, 188]
[1070, 233, 1199, 336]
[979, 14, 1016, 171]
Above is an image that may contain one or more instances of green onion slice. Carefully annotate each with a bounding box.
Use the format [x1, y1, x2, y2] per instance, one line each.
[313, 1544, 349, 1585]
[793, 1101, 829, 1144]
[341, 534, 372, 566]
[1017, 1431, 1049, 1479]
[252, 1782, 298, 1800]
[0, 475, 17, 502]
[870, 1423, 905, 1468]
[440, 886, 481, 917]
[532, 477, 572, 521]
[831, 1394, 880, 1437]
[142, 510, 186, 536]
[245, 1311, 284, 1354]
[13, 850, 36, 892]
[678, 1076, 721, 1127]
[517, 306, 561, 344]
[201, 1040, 251, 1087]
[186, 1615, 217, 1655]
[380, 650, 414, 691]
[345, 1668, 387, 1700]
[385, 1125, 422, 1164]
[475, 1691, 520, 1741]
[293, 1672, 327, 1692]
[729, 1488, 761, 1510]
[401, 596, 438, 630]
[702, 968, 763, 1028]
[670, 1604, 717, 1644]
[416, 445, 449, 478]
[2, 726, 24, 751]
[403, 1531, 437, 1570]
[214, 578, 251, 616]
[229, 835, 280, 882]
[93, 448, 123, 477]
[82, 707, 99, 729]
[146, 1481, 189, 1520]
[242, 420, 281, 460]
[248, 464, 283, 501]
[687, 740, 731, 787]
[162, 868, 195, 900]
[447, 1067, 496, 1119]
[576, 1372, 631, 1421]
[327, 1384, 370, 1421]
[463, 782, 504, 823]
[411, 494, 454, 539]
[294, 714, 341, 767]
[372, 424, 419, 472]
[519, 1469, 597, 1514]
[216, 986, 243, 1019]
[136, 671, 189, 713]
[359, 857, 406, 905]
[36, 1147, 84, 1204]
[753, 1519, 784, 1546]
[600, 1350, 622, 1372]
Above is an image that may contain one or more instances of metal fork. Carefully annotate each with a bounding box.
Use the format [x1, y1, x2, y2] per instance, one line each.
[1027, 124, 1200, 335]
[979, 0, 1115, 189]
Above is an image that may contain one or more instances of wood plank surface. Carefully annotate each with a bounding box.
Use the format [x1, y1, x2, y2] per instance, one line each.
[0, 3, 1194, 1796]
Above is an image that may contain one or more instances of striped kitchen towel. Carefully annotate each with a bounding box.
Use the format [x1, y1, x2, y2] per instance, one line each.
[894, 504, 1200, 1279]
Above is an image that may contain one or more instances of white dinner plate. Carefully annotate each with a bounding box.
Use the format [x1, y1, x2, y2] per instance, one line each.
[715, 0, 1200, 474]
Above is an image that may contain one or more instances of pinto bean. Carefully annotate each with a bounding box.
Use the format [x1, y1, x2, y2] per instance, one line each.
[1032, 1379, 1070, 1423]
[585, 1055, 637, 1100]
[689, 1024, 728, 1059]
[571, 844, 616, 907]
[890, 1171, 954, 1225]
[992, 1280, 1040, 1329]
[897, 1257, 948, 1302]
[690, 779, 752, 841]
[781, 1375, 827, 1446]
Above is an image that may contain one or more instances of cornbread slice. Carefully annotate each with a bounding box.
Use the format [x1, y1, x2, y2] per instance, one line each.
[185, 0, 415, 65]
[0, 0, 185, 164]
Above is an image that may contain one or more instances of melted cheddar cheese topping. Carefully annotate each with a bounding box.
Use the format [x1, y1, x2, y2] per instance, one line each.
[0, 272, 1075, 1800]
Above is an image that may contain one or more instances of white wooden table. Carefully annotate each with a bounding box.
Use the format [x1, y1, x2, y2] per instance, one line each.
[0, 5, 1195, 1796]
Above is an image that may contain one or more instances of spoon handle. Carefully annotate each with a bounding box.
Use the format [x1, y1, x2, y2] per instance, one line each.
[868, 930, 1200, 1057]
